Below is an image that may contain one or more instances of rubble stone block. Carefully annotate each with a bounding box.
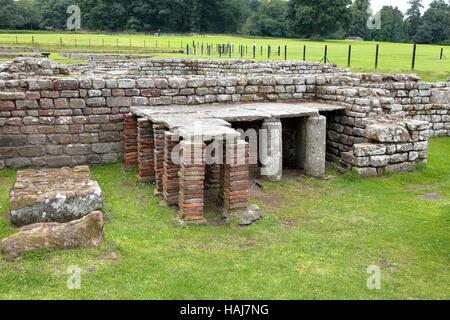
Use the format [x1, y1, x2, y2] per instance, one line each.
[0, 211, 104, 261]
[365, 124, 410, 143]
[9, 166, 103, 226]
[353, 143, 386, 157]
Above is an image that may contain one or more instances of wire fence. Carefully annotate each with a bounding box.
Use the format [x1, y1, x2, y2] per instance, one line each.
[0, 34, 448, 71]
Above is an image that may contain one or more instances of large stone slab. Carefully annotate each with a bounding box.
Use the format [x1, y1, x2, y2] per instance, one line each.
[9, 166, 103, 227]
[0, 211, 104, 261]
[365, 123, 411, 143]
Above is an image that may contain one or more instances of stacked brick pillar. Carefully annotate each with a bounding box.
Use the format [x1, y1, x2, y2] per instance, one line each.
[222, 140, 250, 214]
[163, 132, 180, 206]
[178, 141, 206, 223]
[153, 124, 167, 195]
[123, 114, 138, 171]
[137, 118, 155, 183]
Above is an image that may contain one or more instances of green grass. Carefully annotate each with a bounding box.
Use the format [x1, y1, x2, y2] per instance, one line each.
[0, 137, 448, 299]
[1, 32, 450, 81]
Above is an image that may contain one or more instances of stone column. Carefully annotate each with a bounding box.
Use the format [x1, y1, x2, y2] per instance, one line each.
[163, 131, 180, 206]
[123, 113, 138, 171]
[296, 117, 306, 169]
[178, 141, 206, 223]
[304, 115, 327, 178]
[153, 123, 166, 195]
[260, 119, 283, 181]
[223, 139, 249, 215]
[137, 118, 155, 183]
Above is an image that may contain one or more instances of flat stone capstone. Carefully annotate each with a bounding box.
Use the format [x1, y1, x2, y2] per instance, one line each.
[131, 102, 344, 140]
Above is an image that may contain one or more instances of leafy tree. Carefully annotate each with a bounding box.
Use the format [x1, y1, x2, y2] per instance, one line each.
[413, 21, 434, 43]
[37, 0, 75, 30]
[421, 0, 449, 43]
[372, 6, 406, 43]
[15, 0, 41, 30]
[243, 0, 288, 37]
[347, 0, 370, 40]
[287, 0, 352, 39]
[249, 0, 261, 12]
[405, 0, 424, 40]
[0, 0, 17, 29]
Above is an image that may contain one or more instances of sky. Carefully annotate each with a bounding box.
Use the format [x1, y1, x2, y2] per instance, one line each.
[371, 0, 433, 13]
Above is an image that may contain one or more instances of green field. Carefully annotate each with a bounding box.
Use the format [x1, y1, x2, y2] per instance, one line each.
[1, 32, 450, 81]
[0, 137, 449, 300]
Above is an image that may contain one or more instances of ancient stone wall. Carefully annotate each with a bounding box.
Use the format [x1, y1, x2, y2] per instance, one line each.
[0, 58, 449, 174]
[315, 73, 449, 175]
[0, 75, 322, 169]
[68, 59, 347, 77]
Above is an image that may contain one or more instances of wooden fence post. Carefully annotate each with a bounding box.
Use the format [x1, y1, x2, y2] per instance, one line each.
[323, 45, 328, 64]
[375, 44, 379, 69]
[412, 44, 417, 70]
[348, 45, 352, 67]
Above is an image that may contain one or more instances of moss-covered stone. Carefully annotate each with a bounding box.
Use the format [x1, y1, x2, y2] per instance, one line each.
[9, 166, 103, 226]
[0, 211, 104, 261]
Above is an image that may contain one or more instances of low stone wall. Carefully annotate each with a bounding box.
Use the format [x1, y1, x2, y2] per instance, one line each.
[342, 119, 429, 176]
[0, 46, 35, 53]
[68, 59, 347, 77]
[0, 57, 69, 79]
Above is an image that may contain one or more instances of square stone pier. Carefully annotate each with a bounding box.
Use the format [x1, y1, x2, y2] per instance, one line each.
[125, 102, 344, 222]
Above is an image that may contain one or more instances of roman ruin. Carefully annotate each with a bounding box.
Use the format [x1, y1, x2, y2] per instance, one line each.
[1, 57, 449, 221]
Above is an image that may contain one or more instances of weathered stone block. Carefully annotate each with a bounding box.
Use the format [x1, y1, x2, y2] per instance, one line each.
[389, 153, 409, 163]
[118, 79, 136, 89]
[0, 211, 104, 261]
[365, 123, 410, 143]
[342, 152, 369, 167]
[353, 143, 386, 157]
[9, 166, 103, 226]
[0, 101, 15, 111]
[369, 155, 390, 167]
[0, 92, 25, 100]
[385, 162, 416, 173]
[352, 167, 378, 177]
[107, 96, 131, 107]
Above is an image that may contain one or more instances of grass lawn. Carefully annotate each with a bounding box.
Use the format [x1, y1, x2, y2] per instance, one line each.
[0, 137, 448, 300]
[1, 32, 450, 81]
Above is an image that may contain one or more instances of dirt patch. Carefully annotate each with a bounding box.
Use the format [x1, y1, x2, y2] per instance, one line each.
[280, 216, 300, 227]
[249, 182, 288, 207]
[97, 252, 119, 261]
[417, 193, 443, 200]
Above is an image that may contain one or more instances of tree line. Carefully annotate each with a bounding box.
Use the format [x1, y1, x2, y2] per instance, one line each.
[0, 0, 449, 44]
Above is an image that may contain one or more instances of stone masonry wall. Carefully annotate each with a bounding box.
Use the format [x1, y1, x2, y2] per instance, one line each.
[0, 74, 324, 169]
[69, 59, 347, 77]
